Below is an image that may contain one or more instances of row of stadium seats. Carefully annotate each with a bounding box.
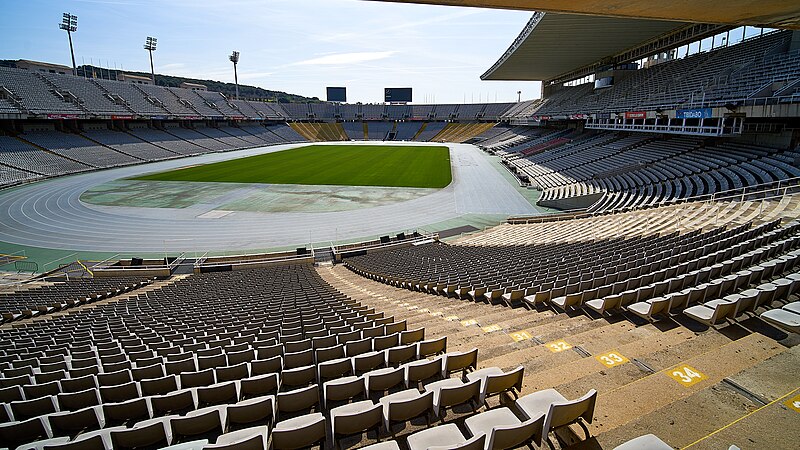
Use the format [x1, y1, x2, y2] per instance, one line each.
[2, 32, 796, 122]
[0, 263, 602, 450]
[0, 124, 307, 188]
[344, 194, 800, 336]
[487, 129, 800, 212]
[0, 65, 515, 121]
[523, 30, 799, 118]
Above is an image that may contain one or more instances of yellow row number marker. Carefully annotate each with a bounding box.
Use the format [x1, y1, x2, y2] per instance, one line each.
[785, 394, 800, 413]
[444, 315, 459, 321]
[669, 365, 707, 387]
[595, 351, 629, 368]
[546, 340, 572, 353]
[482, 324, 502, 333]
[460, 319, 478, 327]
[509, 331, 532, 342]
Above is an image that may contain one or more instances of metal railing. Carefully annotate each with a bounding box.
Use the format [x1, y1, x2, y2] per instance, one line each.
[193, 250, 315, 270]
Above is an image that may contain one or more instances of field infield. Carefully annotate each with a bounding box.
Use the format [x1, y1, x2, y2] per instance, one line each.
[134, 144, 452, 188]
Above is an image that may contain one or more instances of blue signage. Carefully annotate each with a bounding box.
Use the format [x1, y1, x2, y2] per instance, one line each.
[676, 108, 712, 119]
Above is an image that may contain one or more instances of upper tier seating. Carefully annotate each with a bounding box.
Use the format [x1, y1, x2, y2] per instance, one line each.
[517, 30, 798, 117]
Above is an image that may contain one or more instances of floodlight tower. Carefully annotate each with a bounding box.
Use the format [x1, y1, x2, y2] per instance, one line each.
[59, 13, 78, 76]
[229, 51, 240, 100]
[517, 90, 522, 102]
[144, 36, 157, 84]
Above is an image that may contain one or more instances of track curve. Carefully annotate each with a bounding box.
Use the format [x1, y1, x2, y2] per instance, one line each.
[0, 142, 537, 252]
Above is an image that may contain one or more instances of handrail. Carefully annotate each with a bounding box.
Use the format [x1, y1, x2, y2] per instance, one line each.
[335, 233, 438, 255]
[195, 252, 314, 269]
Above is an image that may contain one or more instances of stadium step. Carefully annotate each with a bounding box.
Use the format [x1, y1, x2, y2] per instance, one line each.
[589, 332, 786, 434]
[590, 344, 800, 449]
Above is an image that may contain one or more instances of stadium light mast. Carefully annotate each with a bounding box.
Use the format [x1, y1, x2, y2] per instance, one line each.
[144, 36, 157, 84]
[59, 13, 78, 76]
[229, 51, 240, 100]
[517, 90, 521, 102]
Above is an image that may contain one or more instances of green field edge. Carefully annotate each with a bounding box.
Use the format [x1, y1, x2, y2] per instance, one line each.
[133, 144, 453, 189]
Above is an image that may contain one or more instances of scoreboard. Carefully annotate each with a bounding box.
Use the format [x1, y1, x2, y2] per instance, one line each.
[326, 87, 347, 102]
[385, 88, 412, 103]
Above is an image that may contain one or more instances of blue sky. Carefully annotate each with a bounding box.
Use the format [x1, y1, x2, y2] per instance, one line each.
[0, 0, 541, 103]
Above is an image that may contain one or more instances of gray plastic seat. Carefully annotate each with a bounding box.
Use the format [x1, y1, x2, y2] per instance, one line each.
[465, 366, 524, 405]
[271, 412, 326, 450]
[379, 389, 434, 436]
[612, 433, 673, 449]
[464, 406, 544, 449]
[406, 423, 485, 450]
[424, 378, 481, 418]
[515, 388, 597, 447]
[206, 426, 268, 450]
[329, 399, 383, 445]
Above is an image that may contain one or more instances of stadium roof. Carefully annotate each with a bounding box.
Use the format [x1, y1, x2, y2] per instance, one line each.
[479, 13, 696, 82]
[369, 1, 800, 29]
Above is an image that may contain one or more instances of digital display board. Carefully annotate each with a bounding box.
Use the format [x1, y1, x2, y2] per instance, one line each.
[326, 87, 347, 102]
[385, 87, 412, 103]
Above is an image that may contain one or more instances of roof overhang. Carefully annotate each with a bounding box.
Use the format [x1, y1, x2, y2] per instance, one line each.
[366, 1, 800, 29]
[480, 13, 692, 81]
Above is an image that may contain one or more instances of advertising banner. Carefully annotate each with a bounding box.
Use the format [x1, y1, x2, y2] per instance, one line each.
[676, 108, 713, 119]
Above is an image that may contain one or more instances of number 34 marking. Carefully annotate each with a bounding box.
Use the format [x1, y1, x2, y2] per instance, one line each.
[668, 365, 707, 387]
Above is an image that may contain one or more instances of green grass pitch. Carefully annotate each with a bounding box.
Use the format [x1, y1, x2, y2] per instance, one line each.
[134, 145, 452, 188]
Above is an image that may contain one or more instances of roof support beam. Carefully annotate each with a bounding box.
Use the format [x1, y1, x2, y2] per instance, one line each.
[366, 0, 800, 29]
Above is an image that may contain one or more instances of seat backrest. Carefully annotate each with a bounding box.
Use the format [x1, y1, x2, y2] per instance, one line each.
[151, 389, 196, 416]
[388, 391, 433, 422]
[406, 357, 443, 385]
[439, 379, 481, 409]
[171, 407, 223, 437]
[714, 301, 738, 323]
[111, 418, 170, 449]
[400, 328, 425, 345]
[387, 344, 417, 365]
[283, 349, 314, 369]
[418, 336, 447, 358]
[318, 357, 353, 381]
[445, 348, 478, 375]
[364, 367, 405, 392]
[485, 366, 524, 398]
[490, 414, 545, 449]
[333, 403, 383, 436]
[12, 395, 57, 420]
[102, 397, 151, 424]
[428, 433, 486, 450]
[315, 344, 345, 363]
[277, 384, 319, 413]
[42, 434, 105, 450]
[141, 374, 178, 396]
[250, 356, 283, 376]
[353, 351, 385, 373]
[0, 417, 49, 447]
[180, 369, 215, 388]
[544, 389, 597, 434]
[324, 377, 365, 404]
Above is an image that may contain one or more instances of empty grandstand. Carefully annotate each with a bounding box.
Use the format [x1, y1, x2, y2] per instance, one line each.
[1, 2, 800, 450]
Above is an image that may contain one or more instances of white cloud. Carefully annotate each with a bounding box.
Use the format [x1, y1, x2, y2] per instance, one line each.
[290, 51, 396, 66]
